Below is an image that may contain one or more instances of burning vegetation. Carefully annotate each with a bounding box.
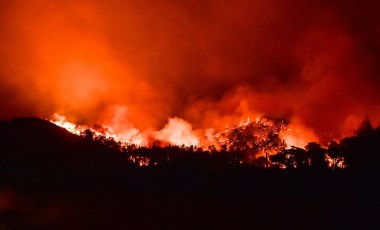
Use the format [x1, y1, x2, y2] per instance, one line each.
[49, 113, 347, 169]
[1, 1, 380, 228]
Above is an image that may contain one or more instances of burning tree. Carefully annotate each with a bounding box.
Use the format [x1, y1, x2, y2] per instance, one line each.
[215, 117, 287, 160]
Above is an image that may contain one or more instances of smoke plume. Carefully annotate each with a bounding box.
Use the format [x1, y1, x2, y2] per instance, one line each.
[1, 0, 380, 144]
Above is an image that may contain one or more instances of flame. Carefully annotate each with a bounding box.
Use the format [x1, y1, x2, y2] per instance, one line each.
[154, 117, 199, 147]
[48, 112, 346, 168]
[281, 121, 319, 148]
[325, 154, 347, 169]
[128, 155, 152, 167]
[49, 113, 200, 147]
[50, 113, 83, 135]
[49, 112, 315, 151]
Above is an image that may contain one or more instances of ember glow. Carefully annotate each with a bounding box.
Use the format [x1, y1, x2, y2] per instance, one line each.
[2, 0, 380, 148]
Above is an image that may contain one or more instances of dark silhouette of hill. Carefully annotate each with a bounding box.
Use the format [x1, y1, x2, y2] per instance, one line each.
[0, 117, 379, 229]
[0, 117, 128, 183]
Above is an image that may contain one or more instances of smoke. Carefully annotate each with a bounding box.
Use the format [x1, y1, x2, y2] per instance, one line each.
[1, 0, 380, 143]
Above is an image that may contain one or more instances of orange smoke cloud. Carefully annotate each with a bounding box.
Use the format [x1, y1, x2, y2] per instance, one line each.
[1, 0, 380, 145]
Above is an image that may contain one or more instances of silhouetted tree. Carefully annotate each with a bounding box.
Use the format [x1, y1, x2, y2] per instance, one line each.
[355, 116, 373, 137]
[253, 156, 270, 168]
[81, 129, 95, 141]
[340, 118, 380, 171]
[305, 142, 327, 169]
[270, 150, 294, 169]
[290, 146, 309, 168]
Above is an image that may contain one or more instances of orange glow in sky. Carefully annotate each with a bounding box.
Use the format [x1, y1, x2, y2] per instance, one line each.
[1, 0, 380, 147]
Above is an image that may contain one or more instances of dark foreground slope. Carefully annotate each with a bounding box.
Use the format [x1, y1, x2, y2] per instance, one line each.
[0, 118, 378, 229]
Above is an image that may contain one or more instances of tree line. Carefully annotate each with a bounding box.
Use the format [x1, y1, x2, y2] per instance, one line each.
[80, 118, 380, 171]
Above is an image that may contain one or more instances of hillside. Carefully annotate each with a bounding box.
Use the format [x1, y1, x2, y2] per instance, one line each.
[0, 117, 378, 229]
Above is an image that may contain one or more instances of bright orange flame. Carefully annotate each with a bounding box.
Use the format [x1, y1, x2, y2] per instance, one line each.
[50, 113, 82, 135]
[49, 112, 317, 150]
[49, 112, 347, 168]
[49, 113, 201, 147]
[281, 121, 319, 148]
[154, 117, 200, 147]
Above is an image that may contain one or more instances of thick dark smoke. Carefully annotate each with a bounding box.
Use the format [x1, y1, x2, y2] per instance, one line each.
[1, 0, 380, 143]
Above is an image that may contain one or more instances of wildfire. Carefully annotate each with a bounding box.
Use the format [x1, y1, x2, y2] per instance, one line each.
[153, 117, 200, 147]
[50, 113, 83, 136]
[48, 113, 315, 151]
[48, 112, 345, 168]
[211, 117, 287, 155]
[48, 113, 200, 147]
[50, 113, 136, 145]
[128, 155, 152, 167]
